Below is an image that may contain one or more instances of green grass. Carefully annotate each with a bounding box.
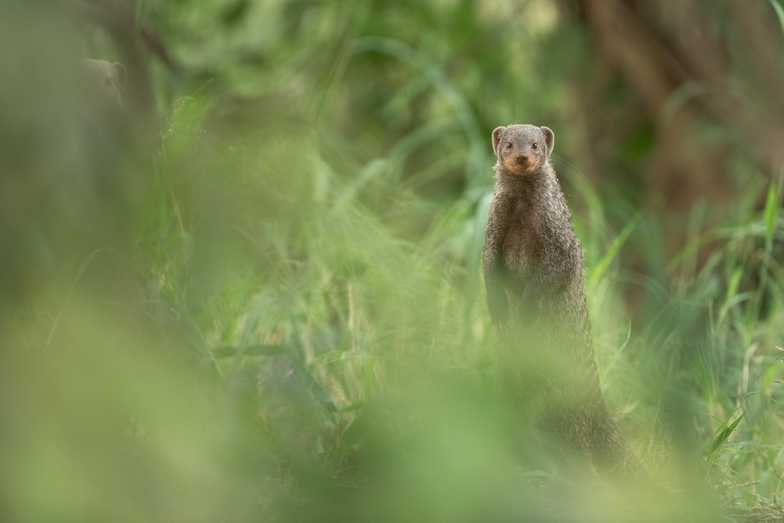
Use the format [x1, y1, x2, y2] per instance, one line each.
[8, 91, 776, 521]
[3, 2, 784, 521]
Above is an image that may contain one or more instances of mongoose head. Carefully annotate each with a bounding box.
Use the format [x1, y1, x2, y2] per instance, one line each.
[491, 124, 554, 176]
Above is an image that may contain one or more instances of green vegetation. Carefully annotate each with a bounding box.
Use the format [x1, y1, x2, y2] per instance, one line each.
[2, 1, 784, 521]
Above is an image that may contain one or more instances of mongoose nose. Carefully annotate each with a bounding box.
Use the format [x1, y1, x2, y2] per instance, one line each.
[515, 155, 530, 166]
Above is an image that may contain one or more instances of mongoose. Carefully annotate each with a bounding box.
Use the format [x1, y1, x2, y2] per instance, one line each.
[482, 123, 620, 466]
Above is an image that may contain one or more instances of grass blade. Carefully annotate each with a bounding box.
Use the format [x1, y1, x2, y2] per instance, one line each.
[763, 179, 780, 250]
[770, 0, 784, 34]
[718, 267, 744, 324]
[705, 411, 744, 459]
[589, 214, 640, 289]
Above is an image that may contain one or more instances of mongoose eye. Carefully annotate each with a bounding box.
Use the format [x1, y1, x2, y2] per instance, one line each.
[531, 143, 538, 150]
[505, 143, 512, 150]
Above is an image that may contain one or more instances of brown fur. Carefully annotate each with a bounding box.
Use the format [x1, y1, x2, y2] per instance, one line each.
[483, 124, 622, 467]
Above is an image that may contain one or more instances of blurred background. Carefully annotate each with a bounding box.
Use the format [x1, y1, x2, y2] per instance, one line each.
[2, 0, 784, 521]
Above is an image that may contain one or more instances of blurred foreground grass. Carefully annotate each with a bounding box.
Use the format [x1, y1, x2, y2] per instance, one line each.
[2, 2, 784, 522]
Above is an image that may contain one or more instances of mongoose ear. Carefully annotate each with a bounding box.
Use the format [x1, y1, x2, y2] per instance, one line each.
[491, 126, 506, 156]
[541, 126, 555, 156]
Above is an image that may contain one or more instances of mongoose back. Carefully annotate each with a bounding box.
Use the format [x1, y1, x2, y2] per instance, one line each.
[483, 123, 620, 467]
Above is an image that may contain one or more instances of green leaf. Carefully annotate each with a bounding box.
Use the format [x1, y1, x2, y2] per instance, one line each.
[705, 411, 744, 459]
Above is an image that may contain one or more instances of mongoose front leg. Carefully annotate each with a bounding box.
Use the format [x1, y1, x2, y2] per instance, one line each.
[483, 195, 515, 327]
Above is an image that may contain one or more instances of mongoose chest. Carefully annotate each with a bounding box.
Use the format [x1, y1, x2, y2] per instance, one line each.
[501, 199, 543, 272]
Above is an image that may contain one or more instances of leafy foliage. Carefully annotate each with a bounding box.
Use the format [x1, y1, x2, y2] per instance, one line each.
[2, 1, 784, 521]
